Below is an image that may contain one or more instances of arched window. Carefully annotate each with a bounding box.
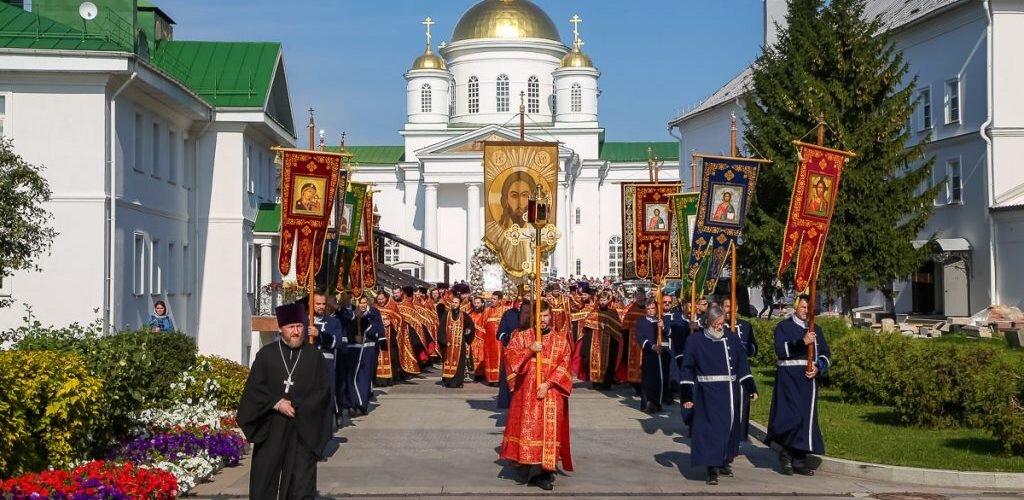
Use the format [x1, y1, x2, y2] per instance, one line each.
[528, 76, 540, 113]
[496, 74, 510, 113]
[575, 258, 582, 276]
[575, 207, 581, 224]
[384, 240, 400, 266]
[448, 81, 456, 116]
[608, 236, 623, 277]
[468, 76, 479, 114]
[420, 83, 432, 113]
[571, 83, 582, 113]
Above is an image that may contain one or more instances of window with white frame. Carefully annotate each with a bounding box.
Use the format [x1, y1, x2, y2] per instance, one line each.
[0, 268, 11, 297]
[134, 113, 144, 172]
[551, 90, 557, 115]
[528, 76, 540, 113]
[496, 74, 510, 113]
[247, 243, 256, 295]
[608, 235, 623, 277]
[448, 82, 456, 116]
[133, 233, 147, 295]
[246, 144, 255, 194]
[168, 129, 177, 184]
[945, 79, 960, 124]
[575, 259, 582, 276]
[947, 157, 963, 205]
[384, 239, 400, 265]
[151, 122, 161, 177]
[0, 94, 7, 137]
[151, 239, 162, 295]
[571, 83, 582, 113]
[421, 83, 432, 113]
[468, 76, 479, 114]
[167, 242, 176, 294]
[184, 138, 194, 189]
[918, 87, 932, 131]
[575, 207, 581, 225]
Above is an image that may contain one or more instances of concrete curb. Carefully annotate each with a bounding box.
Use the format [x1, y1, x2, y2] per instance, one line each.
[747, 422, 1024, 490]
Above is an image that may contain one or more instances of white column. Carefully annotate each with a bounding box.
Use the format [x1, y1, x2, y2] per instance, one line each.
[423, 182, 439, 281]
[556, 182, 570, 278]
[259, 243, 274, 308]
[466, 182, 482, 262]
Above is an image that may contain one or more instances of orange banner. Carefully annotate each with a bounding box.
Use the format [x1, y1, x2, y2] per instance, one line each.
[777, 142, 854, 292]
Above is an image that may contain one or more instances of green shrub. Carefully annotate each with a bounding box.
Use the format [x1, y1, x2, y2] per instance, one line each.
[5, 315, 101, 354]
[746, 315, 853, 369]
[830, 332, 912, 406]
[85, 330, 196, 449]
[167, 355, 249, 411]
[0, 351, 104, 476]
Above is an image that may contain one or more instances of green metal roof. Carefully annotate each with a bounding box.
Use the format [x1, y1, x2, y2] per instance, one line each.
[599, 142, 679, 163]
[150, 40, 280, 109]
[0, 2, 128, 51]
[254, 202, 280, 233]
[324, 146, 405, 165]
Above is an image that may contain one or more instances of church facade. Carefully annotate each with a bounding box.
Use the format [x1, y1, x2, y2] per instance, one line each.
[331, 0, 681, 283]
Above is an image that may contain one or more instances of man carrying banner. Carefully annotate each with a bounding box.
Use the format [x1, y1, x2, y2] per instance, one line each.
[765, 295, 831, 476]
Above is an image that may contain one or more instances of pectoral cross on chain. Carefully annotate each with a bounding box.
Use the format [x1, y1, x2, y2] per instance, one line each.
[283, 377, 294, 394]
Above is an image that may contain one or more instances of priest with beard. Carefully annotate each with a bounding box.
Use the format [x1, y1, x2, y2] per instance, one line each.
[580, 292, 623, 390]
[440, 295, 476, 388]
[238, 303, 331, 500]
[500, 300, 574, 491]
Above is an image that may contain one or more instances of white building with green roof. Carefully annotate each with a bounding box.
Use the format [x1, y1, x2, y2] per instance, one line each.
[313, 0, 681, 283]
[0, 0, 295, 364]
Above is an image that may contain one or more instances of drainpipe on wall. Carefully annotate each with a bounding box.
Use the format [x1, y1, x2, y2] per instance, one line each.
[668, 126, 683, 185]
[980, 0, 998, 306]
[105, 70, 137, 334]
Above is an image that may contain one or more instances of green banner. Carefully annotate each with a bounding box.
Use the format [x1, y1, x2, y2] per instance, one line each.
[337, 183, 367, 251]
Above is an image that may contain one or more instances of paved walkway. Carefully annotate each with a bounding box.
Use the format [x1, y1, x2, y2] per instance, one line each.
[192, 371, 1021, 499]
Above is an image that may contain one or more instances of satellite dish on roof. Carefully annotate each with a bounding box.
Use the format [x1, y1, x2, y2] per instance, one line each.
[79, 1, 98, 21]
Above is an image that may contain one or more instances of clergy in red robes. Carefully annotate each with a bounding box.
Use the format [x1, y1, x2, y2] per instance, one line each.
[468, 296, 489, 379]
[482, 293, 509, 385]
[500, 301, 574, 491]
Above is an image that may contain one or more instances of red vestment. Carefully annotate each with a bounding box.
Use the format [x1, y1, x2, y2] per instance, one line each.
[468, 309, 487, 377]
[617, 303, 645, 384]
[482, 304, 508, 384]
[500, 327, 574, 472]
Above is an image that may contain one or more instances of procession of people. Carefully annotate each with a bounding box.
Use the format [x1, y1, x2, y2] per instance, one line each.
[238, 275, 829, 496]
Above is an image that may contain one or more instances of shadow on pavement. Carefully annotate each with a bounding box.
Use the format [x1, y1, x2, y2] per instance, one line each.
[466, 398, 507, 427]
[654, 450, 705, 481]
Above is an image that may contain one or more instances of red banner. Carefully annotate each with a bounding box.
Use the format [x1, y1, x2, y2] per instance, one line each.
[622, 183, 683, 281]
[777, 142, 855, 293]
[277, 148, 346, 286]
[348, 191, 376, 294]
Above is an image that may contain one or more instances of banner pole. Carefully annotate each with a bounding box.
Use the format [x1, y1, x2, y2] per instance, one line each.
[730, 114, 738, 158]
[656, 279, 663, 346]
[307, 246, 316, 345]
[806, 114, 827, 373]
[535, 226, 543, 388]
[731, 243, 737, 332]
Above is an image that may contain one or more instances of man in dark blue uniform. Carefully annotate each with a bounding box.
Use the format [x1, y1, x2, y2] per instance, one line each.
[661, 294, 690, 388]
[723, 297, 758, 358]
[341, 295, 383, 417]
[311, 292, 345, 418]
[766, 295, 831, 476]
[680, 305, 758, 485]
[636, 301, 672, 412]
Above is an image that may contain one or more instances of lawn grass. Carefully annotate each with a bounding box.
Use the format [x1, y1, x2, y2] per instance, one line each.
[749, 367, 1024, 472]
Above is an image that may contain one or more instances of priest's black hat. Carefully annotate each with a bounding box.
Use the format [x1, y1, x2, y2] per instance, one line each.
[276, 303, 306, 328]
[402, 285, 415, 297]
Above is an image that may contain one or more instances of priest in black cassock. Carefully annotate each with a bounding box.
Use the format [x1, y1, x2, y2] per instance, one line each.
[766, 295, 830, 476]
[239, 303, 331, 500]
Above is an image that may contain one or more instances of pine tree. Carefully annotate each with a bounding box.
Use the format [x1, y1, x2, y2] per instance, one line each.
[0, 137, 57, 308]
[741, 0, 938, 312]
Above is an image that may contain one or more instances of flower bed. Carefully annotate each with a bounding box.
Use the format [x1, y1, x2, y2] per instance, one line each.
[0, 460, 178, 498]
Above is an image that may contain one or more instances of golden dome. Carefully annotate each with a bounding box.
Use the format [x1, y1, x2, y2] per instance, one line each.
[560, 47, 593, 68]
[412, 48, 447, 70]
[452, 0, 561, 42]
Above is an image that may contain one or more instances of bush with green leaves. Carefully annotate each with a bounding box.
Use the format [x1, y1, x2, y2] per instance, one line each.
[84, 330, 197, 450]
[0, 350, 104, 476]
[165, 355, 249, 412]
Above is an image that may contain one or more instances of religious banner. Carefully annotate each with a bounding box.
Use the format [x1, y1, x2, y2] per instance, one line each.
[347, 188, 377, 294]
[686, 155, 764, 294]
[777, 141, 855, 292]
[621, 182, 683, 281]
[482, 142, 559, 278]
[336, 173, 363, 252]
[277, 148, 346, 286]
[670, 192, 700, 274]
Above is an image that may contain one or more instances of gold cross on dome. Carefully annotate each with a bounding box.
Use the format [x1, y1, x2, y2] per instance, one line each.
[422, 17, 435, 49]
[570, 14, 583, 49]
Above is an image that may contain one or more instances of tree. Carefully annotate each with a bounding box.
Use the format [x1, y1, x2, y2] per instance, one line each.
[741, 0, 939, 313]
[0, 138, 57, 307]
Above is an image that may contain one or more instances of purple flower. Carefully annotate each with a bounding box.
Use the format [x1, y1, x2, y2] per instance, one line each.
[109, 431, 247, 467]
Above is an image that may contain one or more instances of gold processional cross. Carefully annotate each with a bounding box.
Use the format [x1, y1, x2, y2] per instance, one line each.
[504, 216, 562, 275]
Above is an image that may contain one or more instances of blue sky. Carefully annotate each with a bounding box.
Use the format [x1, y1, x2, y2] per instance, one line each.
[166, 0, 765, 146]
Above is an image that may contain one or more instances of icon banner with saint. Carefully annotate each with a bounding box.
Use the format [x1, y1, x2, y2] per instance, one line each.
[483, 142, 559, 278]
[622, 183, 683, 281]
[777, 142, 854, 293]
[278, 148, 348, 286]
[687, 155, 764, 295]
